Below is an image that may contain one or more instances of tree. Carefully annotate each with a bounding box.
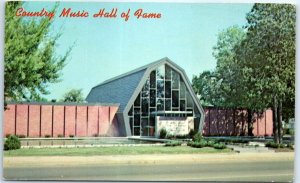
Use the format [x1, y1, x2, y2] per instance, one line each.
[61, 89, 85, 102]
[193, 26, 247, 108]
[212, 26, 247, 108]
[237, 4, 296, 143]
[193, 4, 295, 142]
[192, 70, 216, 106]
[4, 2, 71, 103]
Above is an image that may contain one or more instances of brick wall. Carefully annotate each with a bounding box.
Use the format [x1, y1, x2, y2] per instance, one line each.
[4, 103, 273, 137]
[4, 103, 119, 138]
[202, 108, 273, 136]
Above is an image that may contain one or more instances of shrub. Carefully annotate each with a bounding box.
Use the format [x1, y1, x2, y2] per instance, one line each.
[188, 129, 197, 138]
[193, 133, 203, 142]
[165, 141, 182, 147]
[206, 140, 216, 147]
[57, 134, 64, 138]
[213, 143, 226, 149]
[5, 134, 11, 138]
[4, 135, 21, 151]
[283, 128, 290, 135]
[188, 140, 207, 148]
[69, 134, 74, 138]
[230, 139, 248, 144]
[159, 128, 167, 139]
[265, 141, 279, 148]
[93, 134, 99, 137]
[17, 134, 26, 138]
[279, 143, 285, 148]
[286, 143, 294, 149]
[45, 134, 51, 138]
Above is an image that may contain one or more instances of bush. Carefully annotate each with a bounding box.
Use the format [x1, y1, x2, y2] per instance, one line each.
[4, 135, 21, 151]
[265, 141, 279, 148]
[188, 140, 207, 148]
[209, 138, 248, 144]
[188, 129, 197, 138]
[213, 143, 226, 149]
[159, 128, 167, 139]
[93, 134, 99, 137]
[45, 134, 51, 138]
[6, 134, 11, 138]
[165, 141, 182, 147]
[279, 143, 285, 148]
[206, 140, 216, 147]
[283, 128, 290, 135]
[286, 143, 294, 149]
[230, 139, 248, 144]
[193, 133, 203, 142]
[17, 134, 26, 138]
[69, 134, 74, 138]
[57, 134, 64, 138]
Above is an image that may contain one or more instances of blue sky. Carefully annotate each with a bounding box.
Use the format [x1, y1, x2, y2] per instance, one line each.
[23, 2, 253, 100]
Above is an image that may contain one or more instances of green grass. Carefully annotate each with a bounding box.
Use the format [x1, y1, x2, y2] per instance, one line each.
[4, 146, 232, 156]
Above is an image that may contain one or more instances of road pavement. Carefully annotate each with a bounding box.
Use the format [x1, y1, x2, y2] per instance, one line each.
[3, 152, 295, 182]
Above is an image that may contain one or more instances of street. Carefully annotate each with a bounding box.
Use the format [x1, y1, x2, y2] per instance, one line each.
[3, 156, 294, 181]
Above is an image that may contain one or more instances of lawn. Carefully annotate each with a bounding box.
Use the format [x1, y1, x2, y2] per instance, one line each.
[4, 146, 232, 156]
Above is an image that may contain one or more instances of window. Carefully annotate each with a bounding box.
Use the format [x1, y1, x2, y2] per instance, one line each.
[180, 79, 186, 99]
[172, 70, 179, 89]
[128, 64, 198, 136]
[165, 99, 171, 111]
[172, 90, 179, 107]
[165, 81, 171, 98]
[157, 98, 164, 111]
[180, 100, 186, 111]
[150, 71, 156, 88]
[134, 93, 140, 106]
[150, 89, 156, 107]
[156, 65, 165, 80]
[141, 98, 149, 116]
[165, 65, 172, 80]
[157, 80, 164, 98]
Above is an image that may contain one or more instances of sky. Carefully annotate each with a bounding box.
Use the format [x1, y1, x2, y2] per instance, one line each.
[22, 2, 253, 100]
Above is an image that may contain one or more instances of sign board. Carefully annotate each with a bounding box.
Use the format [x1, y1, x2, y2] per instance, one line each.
[155, 116, 194, 137]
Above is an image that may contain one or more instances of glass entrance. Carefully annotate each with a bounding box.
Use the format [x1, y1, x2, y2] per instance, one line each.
[128, 64, 201, 137]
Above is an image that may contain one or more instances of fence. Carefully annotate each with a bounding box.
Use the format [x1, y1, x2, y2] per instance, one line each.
[4, 103, 273, 137]
[4, 103, 119, 138]
[202, 108, 273, 136]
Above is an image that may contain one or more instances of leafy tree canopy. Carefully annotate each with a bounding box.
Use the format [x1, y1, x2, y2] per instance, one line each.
[61, 89, 85, 102]
[5, 2, 71, 102]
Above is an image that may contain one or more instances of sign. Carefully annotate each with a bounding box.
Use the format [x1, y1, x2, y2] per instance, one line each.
[155, 116, 194, 137]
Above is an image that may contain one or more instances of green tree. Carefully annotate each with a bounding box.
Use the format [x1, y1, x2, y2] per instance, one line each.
[193, 4, 295, 142]
[237, 3, 296, 143]
[4, 2, 71, 103]
[212, 26, 247, 108]
[192, 70, 216, 106]
[61, 89, 85, 102]
[192, 26, 246, 108]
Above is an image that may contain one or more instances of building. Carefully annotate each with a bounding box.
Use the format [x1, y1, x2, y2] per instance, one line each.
[4, 57, 273, 138]
[86, 57, 205, 137]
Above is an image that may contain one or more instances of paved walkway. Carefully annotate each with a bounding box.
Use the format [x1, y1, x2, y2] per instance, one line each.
[4, 152, 294, 168]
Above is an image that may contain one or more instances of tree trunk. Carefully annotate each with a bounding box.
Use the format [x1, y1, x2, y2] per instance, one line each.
[273, 97, 279, 143]
[278, 100, 283, 144]
[247, 109, 253, 136]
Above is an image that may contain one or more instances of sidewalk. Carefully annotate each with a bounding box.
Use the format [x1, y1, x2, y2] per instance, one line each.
[4, 152, 294, 168]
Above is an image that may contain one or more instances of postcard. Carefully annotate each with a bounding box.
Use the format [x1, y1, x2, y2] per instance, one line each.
[2, 1, 296, 182]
